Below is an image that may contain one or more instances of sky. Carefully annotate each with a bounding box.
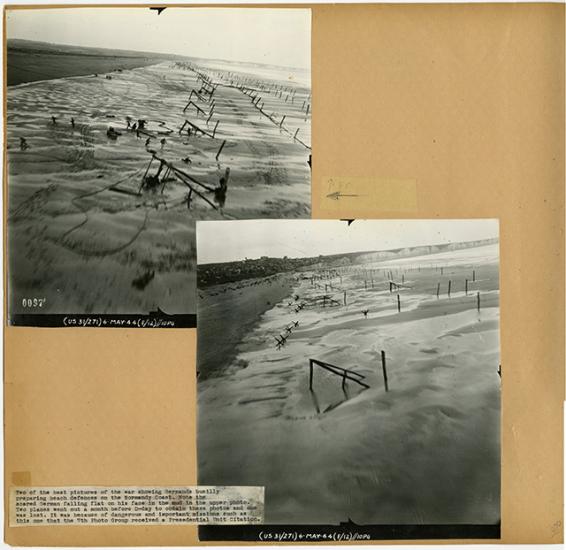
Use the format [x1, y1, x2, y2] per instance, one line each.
[6, 7, 311, 69]
[197, 219, 499, 264]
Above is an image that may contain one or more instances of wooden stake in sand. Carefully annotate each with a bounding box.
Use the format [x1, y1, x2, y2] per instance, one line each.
[185, 188, 194, 209]
[138, 157, 154, 194]
[344, 291, 347, 306]
[436, 282, 440, 298]
[280, 115, 286, 128]
[477, 292, 481, 311]
[465, 279, 468, 295]
[309, 360, 314, 390]
[448, 280, 452, 297]
[184, 100, 206, 116]
[215, 140, 227, 161]
[142, 156, 154, 179]
[381, 350, 389, 392]
[397, 294, 401, 313]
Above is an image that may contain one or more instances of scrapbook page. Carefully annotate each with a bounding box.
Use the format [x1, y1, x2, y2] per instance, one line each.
[3, 2, 564, 546]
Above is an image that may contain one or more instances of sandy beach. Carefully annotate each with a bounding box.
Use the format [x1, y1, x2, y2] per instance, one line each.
[198, 243, 500, 525]
[7, 59, 311, 316]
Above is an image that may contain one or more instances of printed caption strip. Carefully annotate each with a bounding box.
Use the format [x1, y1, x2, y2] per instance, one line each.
[10, 486, 264, 526]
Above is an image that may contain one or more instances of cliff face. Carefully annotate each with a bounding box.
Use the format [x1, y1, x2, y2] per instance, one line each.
[352, 237, 499, 265]
[305, 238, 498, 269]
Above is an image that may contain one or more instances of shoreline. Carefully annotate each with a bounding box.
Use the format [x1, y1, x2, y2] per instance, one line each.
[197, 274, 296, 380]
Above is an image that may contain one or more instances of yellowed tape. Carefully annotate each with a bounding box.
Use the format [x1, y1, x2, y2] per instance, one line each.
[11, 472, 32, 487]
[320, 176, 418, 215]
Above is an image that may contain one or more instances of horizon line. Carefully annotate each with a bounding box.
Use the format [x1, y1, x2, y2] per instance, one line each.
[198, 237, 499, 266]
[7, 37, 311, 73]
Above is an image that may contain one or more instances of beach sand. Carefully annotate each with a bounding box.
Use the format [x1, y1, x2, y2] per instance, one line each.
[6, 60, 311, 315]
[198, 244, 500, 525]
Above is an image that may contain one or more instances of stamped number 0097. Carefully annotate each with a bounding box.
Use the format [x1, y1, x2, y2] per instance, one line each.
[22, 298, 46, 308]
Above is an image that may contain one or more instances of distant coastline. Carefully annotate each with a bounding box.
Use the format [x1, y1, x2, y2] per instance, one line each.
[198, 237, 498, 288]
[6, 39, 308, 87]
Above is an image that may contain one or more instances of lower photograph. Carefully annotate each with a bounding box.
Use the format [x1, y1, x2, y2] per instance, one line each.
[196, 218, 501, 541]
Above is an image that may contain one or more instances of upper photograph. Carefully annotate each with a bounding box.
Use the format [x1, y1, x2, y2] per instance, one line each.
[4, 6, 311, 327]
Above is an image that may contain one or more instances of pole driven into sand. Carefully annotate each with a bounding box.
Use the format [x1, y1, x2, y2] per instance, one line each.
[216, 140, 227, 161]
[381, 350, 389, 392]
[309, 360, 314, 390]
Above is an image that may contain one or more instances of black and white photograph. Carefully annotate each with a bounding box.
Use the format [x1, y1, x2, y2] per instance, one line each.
[5, 7, 311, 327]
[197, 219, 500, 540]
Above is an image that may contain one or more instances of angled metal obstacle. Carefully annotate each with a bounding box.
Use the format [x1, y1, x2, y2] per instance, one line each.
[308, 359, 370, 391]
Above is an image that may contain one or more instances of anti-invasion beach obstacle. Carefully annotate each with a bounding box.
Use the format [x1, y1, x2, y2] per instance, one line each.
[138, 153, 219, 210]
[23, 58, 311, 215]
[308, 359, 370, 391]
[131, 67, 236, 210]
[283, 261, 493, 408]
[179, 62, 312, 152]
[242, 86, 312, 151]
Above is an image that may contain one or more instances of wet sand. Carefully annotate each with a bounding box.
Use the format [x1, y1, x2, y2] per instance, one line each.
[198, 244, 500, 525]
[197, 274, 296, 380]
[8, 49, 165, 87]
